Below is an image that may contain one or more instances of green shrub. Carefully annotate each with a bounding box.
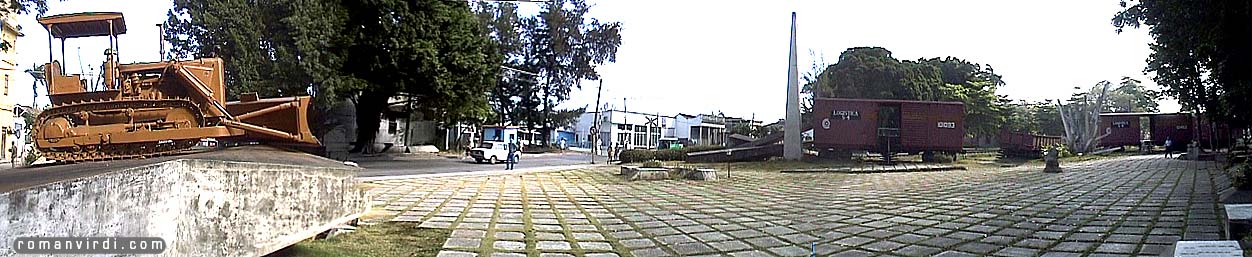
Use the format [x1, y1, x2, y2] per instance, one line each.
[1234, 162, 1252, 190]
[22, 146, 39, 166]
[655, 149, 686, 161]
[619, 149, 655, 163]
[640, 160, 666, 168]
[1040, 143, 1073, 158]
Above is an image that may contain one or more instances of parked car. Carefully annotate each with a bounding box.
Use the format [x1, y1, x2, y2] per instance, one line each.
[469, 141, 519, 164]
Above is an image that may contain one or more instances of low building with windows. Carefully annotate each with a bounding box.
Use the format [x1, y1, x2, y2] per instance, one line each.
[674, 113, 727, 146]
[576, 110, 674, 152]
[574, 110, 762, 154]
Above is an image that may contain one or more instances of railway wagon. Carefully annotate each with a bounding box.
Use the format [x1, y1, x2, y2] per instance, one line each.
[1098, 113, 1236, 150]
[812, 98, 965, 160]
[1098, 114, 1143, 147]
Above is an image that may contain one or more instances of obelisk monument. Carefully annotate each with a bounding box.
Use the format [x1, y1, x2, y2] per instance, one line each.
[783, 12, 802, 160]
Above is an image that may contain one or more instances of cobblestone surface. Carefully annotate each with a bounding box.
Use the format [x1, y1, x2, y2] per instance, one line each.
[368, 155, 1231, 256]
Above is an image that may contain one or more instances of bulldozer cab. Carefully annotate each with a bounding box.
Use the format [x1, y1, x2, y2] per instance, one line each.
[37, 12, 125, 100]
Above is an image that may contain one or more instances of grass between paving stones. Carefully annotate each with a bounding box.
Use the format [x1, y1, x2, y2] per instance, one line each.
[269, 222, 449, 257]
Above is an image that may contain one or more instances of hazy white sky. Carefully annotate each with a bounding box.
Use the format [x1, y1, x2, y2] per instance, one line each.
[12, 0, 1176, 122]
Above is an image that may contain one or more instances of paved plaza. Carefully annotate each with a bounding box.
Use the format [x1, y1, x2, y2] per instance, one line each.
[366, 155, 1232, 256]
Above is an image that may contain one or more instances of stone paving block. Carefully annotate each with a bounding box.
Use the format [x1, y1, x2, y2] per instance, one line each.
[893, 245, 943, 256]
[620, 238, 656, 249]
[917, 237, 962, 248]
[492, 240, 526, 251]
[670, 242, 716, 255]
[535, 232, 565, 241]
[442, 238, 482, 249]
[830, 249, 874, 257]
[862, 240, 906, 252]
[573, 232, 606, 241]
[436, 250, 478, 257]
[728, 250, 775, 257]
[655, 234, 697, 245]
[934, 250, 980, 257]
[954, 241, 1002, 254]
[536, 241, 571, 251]
[494, 231, 524, 241]
[490, 252, 526, 257]
[630, 246, 672, 257]
[451, 230, 487, 238]
[745, 236, 789, 248]
[1093, 242, 1137, 254]
[579, 241, 614, 251]
[1051, 241, 1094, 252]
[608, 230, 643, 239]
[684, 231, 729, 242]
[767, 245, 811, 256]
[707, 240, 752, 252]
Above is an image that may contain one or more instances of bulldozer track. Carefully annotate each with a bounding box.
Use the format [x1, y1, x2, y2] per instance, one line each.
[36, 98, 210, 162]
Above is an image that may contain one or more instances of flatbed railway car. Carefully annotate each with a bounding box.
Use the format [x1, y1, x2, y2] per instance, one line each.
[999, 130, 1064, 157]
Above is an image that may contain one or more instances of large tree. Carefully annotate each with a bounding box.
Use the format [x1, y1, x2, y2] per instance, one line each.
[806, 47, 1010, 139]
[1113, 0, 1252, 127]
[476, 0, 621, 143]
[166, 0, 500, 152]
[1102, 77, 1160, 113]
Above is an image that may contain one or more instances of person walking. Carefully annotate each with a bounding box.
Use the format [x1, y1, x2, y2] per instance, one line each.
[1164, 137, 1174, 159]
[506, 139, 519, 170]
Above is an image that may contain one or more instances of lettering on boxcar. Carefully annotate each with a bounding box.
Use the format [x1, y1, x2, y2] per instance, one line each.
[937, 122, 956, 129]
[832, 110, 860, 120]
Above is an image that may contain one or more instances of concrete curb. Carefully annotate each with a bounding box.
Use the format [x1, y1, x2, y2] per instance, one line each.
[357, 163, 606, 182]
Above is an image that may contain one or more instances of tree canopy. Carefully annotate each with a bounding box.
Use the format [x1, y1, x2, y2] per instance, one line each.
[805, 47, 1010, 139]
[474, 0, 621, 141]
[1102, 77, 1160, 113]
[1113, 0, 1252, 126]
[166, 0, 501, 150]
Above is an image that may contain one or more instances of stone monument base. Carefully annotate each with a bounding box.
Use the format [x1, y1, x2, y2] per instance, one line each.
[0, 147, 368, 256]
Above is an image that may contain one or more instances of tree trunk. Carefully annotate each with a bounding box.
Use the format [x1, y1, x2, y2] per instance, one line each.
[350, 91, 388, 153]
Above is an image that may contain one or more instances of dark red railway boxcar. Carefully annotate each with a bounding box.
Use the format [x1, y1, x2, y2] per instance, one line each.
[812, 98, 964, 154]
[1151, 113, 1193, 145]
[1098, 113, 1143, 147]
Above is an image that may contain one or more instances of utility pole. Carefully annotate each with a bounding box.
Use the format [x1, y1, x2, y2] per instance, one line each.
[156, 24, 165, 61]
[591, 79, 602, 164]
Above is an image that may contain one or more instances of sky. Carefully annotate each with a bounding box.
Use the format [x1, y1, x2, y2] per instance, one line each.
[11, 0, 1177, 122]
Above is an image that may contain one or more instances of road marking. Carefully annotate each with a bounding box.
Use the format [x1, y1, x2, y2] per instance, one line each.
[356, 164, 602, 182]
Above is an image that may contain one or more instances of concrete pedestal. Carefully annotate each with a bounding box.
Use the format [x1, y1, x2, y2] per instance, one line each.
[0, 148, 368, 257]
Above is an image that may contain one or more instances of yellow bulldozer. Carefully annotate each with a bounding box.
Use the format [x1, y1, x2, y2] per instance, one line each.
[33, 12, 319, 162]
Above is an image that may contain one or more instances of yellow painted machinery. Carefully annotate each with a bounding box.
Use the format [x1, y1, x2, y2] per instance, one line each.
[34, 12, 318, 162]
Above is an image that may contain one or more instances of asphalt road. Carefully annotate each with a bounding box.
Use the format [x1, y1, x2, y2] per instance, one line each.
[352, 152, 595, 178]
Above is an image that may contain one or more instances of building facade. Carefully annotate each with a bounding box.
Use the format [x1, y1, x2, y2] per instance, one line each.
[574, 110, 758, 153]
[576, 110, 675, 152]
[674, 114, 727, 146]
[0, 15, 21, 161]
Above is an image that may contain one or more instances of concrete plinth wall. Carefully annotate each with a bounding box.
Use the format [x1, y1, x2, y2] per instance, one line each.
[0, 159, 368, 257]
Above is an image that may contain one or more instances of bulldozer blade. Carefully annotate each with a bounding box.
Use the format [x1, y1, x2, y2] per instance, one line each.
[225, 96, 319, 145]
